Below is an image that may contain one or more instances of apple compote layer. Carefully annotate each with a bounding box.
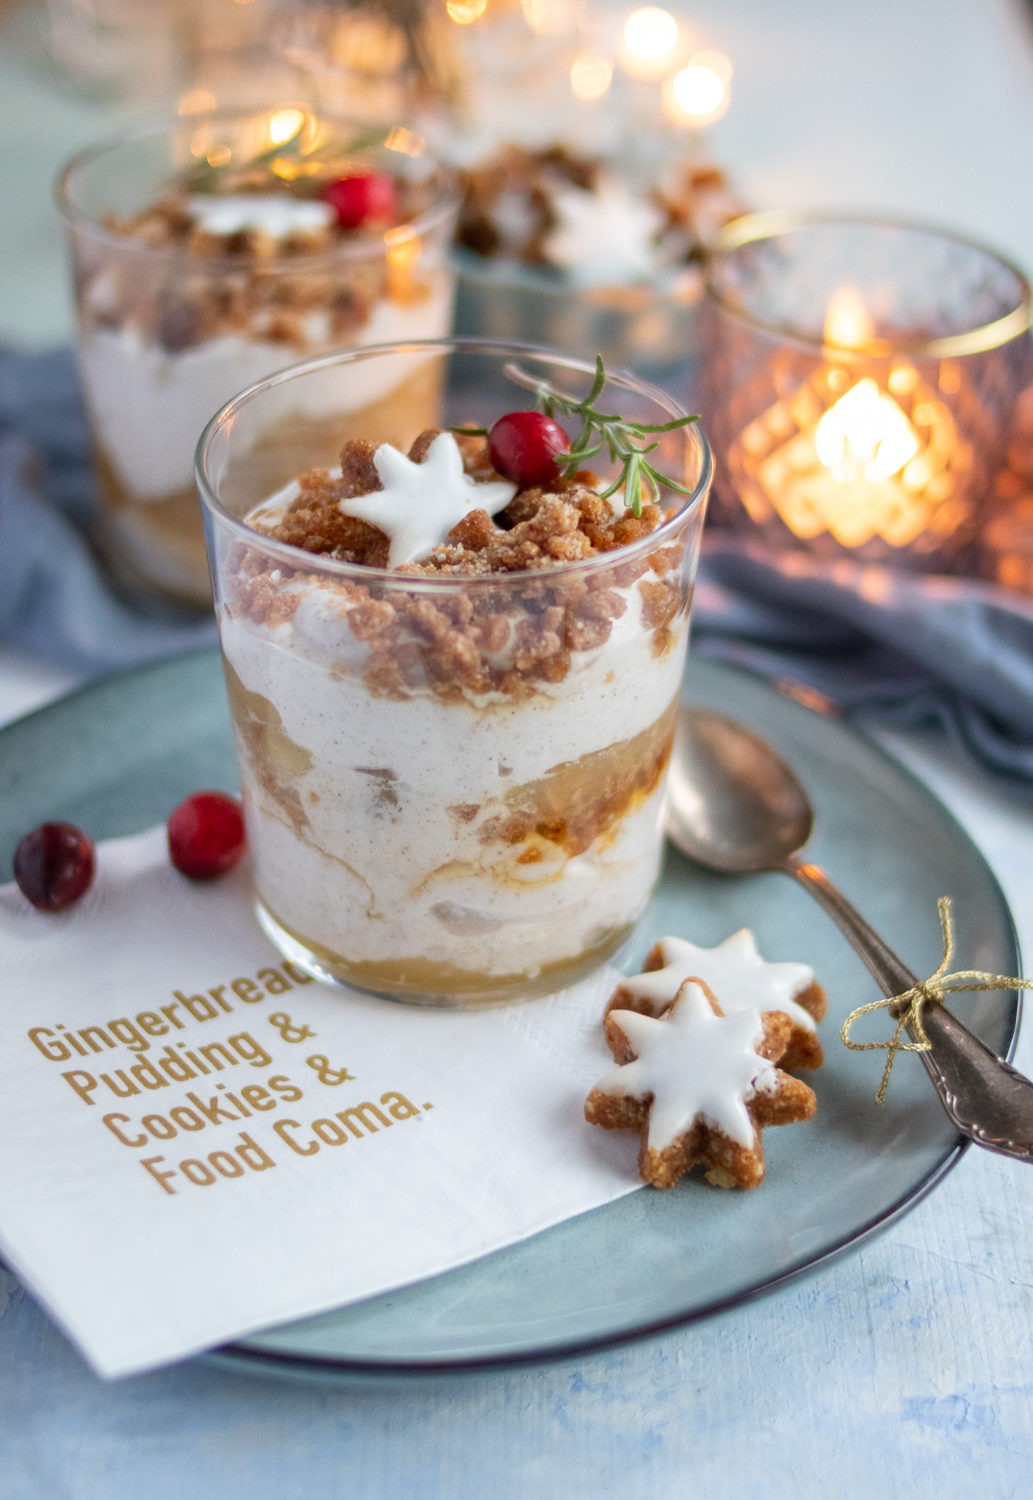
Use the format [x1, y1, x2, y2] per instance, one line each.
[219, 434, 693, 1006]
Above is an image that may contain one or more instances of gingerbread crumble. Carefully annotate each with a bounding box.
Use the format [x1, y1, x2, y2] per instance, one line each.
[229, 428, 689, 703]
[81, 161, 439, 353]
[456, 143, 741, 274]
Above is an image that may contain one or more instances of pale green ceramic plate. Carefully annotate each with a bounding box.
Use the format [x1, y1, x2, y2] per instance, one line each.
[0, 649, 1020, 1380]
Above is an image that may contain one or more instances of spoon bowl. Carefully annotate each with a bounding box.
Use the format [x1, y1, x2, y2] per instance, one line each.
[667, 707, 813, 873]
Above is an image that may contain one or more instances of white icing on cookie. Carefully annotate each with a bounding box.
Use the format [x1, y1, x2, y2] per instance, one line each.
[597, 983, 777, 1150]
[337, 433, 516, 566]
[622, 930, 817, 1031]
[186, 193, 336, 238]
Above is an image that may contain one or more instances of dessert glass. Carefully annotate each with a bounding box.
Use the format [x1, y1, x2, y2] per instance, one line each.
[56, 108, 458, 607]
[197, 339, 711, 1007]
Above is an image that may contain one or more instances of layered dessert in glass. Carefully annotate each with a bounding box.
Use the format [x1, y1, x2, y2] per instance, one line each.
[56, 107, 458, 605]
[198, 341, 711, 1007]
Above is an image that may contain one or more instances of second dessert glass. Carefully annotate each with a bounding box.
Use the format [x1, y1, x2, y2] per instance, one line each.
[197, 339, 711, 1007]
[57, 106, 458, 607]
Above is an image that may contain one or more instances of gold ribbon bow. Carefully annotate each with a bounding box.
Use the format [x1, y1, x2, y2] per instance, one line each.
[840, 896, 1033, 1104]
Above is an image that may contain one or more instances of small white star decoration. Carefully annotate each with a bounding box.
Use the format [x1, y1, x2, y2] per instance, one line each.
[338, 433, 517, 566]
[597, 983, 775, 1153]
[542, 174, 665, 289]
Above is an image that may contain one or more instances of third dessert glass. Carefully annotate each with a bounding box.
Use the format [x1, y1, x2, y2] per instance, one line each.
[56, 106, 458, 606]
[198, 340, 711, 1007]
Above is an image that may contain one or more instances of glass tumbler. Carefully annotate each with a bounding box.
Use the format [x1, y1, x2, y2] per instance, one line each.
[56, 107, 458, 607]
[197, 339, 711, 1007]
[700, 211, 1032, 569]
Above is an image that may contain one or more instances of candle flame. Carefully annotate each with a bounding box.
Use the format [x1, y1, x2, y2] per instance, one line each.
[823, 285, 874, 350]
[814, 378, 920, 482]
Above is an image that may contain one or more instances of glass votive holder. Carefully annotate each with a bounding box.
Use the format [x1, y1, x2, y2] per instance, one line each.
[56, 107, 458, 607]
[196, 339, 711, 1007]
[980, 382, 1033, 594]
[699, 210, 1033, 570]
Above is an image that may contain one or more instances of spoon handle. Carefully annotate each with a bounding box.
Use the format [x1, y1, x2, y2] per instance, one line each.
[787, 857, 1033, 1161]
[790, 859, 919, 994]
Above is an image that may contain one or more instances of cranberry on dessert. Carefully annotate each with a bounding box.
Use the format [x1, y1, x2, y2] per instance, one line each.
[487, 411, 571, 488]
[14, 822, 95, 911]
[167, 792, 246, 881]
[321, 172, 398, 229]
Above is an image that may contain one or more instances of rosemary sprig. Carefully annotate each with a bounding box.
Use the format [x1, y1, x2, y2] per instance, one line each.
[182, 125, 387, 195]
[506, 355, 699, 517]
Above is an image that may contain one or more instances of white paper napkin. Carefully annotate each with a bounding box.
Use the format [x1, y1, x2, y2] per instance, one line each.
[0, 828, 639, 1378]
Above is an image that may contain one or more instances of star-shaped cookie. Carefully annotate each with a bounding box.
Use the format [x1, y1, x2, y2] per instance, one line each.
[586, 979, 816, 1189]
[542, 174, 665, 288]
[338, 432, 516, 566]
[607, 930, 826, 1070]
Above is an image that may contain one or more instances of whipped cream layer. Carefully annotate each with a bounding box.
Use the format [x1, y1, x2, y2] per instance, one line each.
[79, 279, 453, 500]
[220, 568, 688, 992]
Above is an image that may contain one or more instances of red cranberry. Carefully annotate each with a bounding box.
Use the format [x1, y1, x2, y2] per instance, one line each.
[14, 822, 95, 911]
[167, 792, 246, 881]
[321, 172, 397, 229]
[487, 411, 571, 489]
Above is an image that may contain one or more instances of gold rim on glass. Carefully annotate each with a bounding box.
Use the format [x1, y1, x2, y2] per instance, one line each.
[704, 209, 1032, 361]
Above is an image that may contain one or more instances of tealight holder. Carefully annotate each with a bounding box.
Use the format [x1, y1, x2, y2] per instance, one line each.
[700, 211, 1033, 570]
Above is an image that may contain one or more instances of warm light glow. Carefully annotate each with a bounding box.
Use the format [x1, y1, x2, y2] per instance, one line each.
[384, 124, 426, 157]
[663, 51, 731, 126]
[178, 88, 217, 117]
[621, 7, 680, 78]
[267, 107, 307, 147]
[823, 285, 874, 349]
[385, 226, 422, 301]
[814, 378, 920, 482]
[328, 15, 406, 74]
[446, 0, 488, 22]
[742, 357, 958, 549]
[570, 52, 614, 101]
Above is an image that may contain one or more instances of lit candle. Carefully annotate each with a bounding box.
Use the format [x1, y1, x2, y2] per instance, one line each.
[740, 286, 957, 549]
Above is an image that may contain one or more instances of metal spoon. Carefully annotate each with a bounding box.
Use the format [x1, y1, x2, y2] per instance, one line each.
[665, 704, 1033, 1161]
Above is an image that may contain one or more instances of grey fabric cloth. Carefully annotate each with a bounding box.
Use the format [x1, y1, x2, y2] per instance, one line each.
[0, 347, 215, 681]
[3, 346, 1033, 782]
[694, 536, 1033, 783]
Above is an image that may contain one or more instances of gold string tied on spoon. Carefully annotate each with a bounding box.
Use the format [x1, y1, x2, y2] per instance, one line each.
[840, 896, 1033, 1104]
